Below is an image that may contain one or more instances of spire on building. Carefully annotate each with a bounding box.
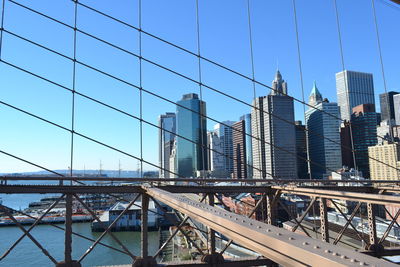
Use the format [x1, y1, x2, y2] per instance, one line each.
[308, 80, 323, 106]
[271, 69, 288, 96]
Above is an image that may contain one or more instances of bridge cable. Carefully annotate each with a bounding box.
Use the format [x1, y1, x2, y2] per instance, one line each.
[139, 0, 144, 178]
[195, 0, 207, 178]
[333, 0, 361, 172]
[291, 0, 318, 238]
[246, 0, 266, 179]
[372, 0, 394, 142]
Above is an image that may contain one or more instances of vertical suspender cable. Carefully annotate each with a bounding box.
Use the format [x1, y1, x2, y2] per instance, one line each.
[291, 0, 318, 239]
[69, 0, 78, 185]
[246, 0, 265, 179]
[139, 0, 144, 178]
[372, 0, 393, 142]
[371, 0, 399, 180]
[333, 0, 358, 171]
[195, 0, 206, 178]
[291, 0, 312, 180]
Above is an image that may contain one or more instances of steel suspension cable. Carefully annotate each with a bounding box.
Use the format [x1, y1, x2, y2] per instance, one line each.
[291, 0, 312, 180]
[291, 0, 318, 238]
[333, 0, 358, 170]
[0, 0, 4, 59]
[69, 0, 78, 185]
[246, 0, 265, 179]
[371, 0, 400, 180]
[372, 0, 393, 142]
[139, 0, 143, 178]
[195, 0, 207, 178]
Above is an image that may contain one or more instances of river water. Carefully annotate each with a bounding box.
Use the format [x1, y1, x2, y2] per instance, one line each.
[0, 190, 159, 267]
[0, 223, 159, 266]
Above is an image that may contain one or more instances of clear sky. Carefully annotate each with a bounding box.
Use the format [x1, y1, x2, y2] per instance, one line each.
[0, 0, 399, 173]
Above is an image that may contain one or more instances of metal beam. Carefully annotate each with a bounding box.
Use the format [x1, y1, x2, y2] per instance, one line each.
[274, 186, 400, 206]
[160, 257, 274, 267]
[144, 187, 395, 267]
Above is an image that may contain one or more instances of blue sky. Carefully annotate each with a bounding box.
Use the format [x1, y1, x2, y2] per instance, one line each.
[0, 0, 399, 173]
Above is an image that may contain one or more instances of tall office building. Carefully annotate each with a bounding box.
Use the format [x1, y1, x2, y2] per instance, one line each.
[241, 114, 253, 178]
[351, 104, 378, 178]
[158, 112, 176, 178]
[214, 121, 235, 177]
[232, 120, 246, 179]
[369, 143, 400, 180]
[295, 121, 308, 179]
[251, 70, 297, 179]
[176, 93, 208, 177]
[305, 82, 342, 179]
[207, 131, 225, 177]
[380, 91, 399, 122]
[336, 70, 375, 121]
[394, 94, 400, 125]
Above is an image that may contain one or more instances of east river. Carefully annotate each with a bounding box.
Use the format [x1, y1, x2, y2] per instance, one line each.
[0, 192, 160, 267]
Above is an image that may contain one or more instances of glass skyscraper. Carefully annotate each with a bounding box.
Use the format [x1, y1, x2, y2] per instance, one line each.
[158, 112, 176, 178]
[305, 82, 342, 179]
[351, 104, 378, 178]
[336, 70, 375, 121]
[176, 93, 208, 178]
[214, 121, 235, 177]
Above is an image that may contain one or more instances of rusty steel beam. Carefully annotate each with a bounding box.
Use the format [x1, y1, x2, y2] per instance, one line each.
[144, 187, 395, 267]
[160, 257, 275, 266]
[0, 185, 270, 194]
[319, 198, 329, 243]
[274, 186, 400, 206]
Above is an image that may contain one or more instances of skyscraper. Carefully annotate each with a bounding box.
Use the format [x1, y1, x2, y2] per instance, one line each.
[251, 71, 297, 179]
[158, 112, 176, 178]
[305, 82, 342, 179]
[336, 70, 375, 121]
[207, 131, 225, 177]
[176, 93, 208, 177]
[232, 120, 246, 179]
[351, 104, 378, 178]
[214, 121, 235, 177]
[394, 94, 400, 125]
[379, 91, 399, 122]
[295, 121, 308, 179]
[240, 114, 253, 178]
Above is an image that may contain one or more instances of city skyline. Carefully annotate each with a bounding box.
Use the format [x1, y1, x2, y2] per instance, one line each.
[1, 0, 399, 173]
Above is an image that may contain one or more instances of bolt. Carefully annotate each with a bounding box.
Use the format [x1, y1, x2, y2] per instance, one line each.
[341, 255, 348, 259]
[324, 249, 331, 253]
[302, 242, 309, 245]
[313, 245, 320, 249]
[289, 237, 295, 240]
[276, 233, 281, 236]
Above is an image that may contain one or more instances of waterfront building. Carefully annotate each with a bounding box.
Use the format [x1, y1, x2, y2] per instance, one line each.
[251, 70, 297, 179]
[295, 121, 308, 179]
[207, 131, 225, 177]
[232, 114, 253, 179]
[380, 91, 399, 123]
[158, 112, 176, 178]
[351, 104, 378, 178]
[214, 121, 235, 177]
[368, 142, 400, 180]
[394, 94, 400, 125]
[176, 93, 208, 178]
[336, 70, 375, 121]
[305, 82, 342, 179]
